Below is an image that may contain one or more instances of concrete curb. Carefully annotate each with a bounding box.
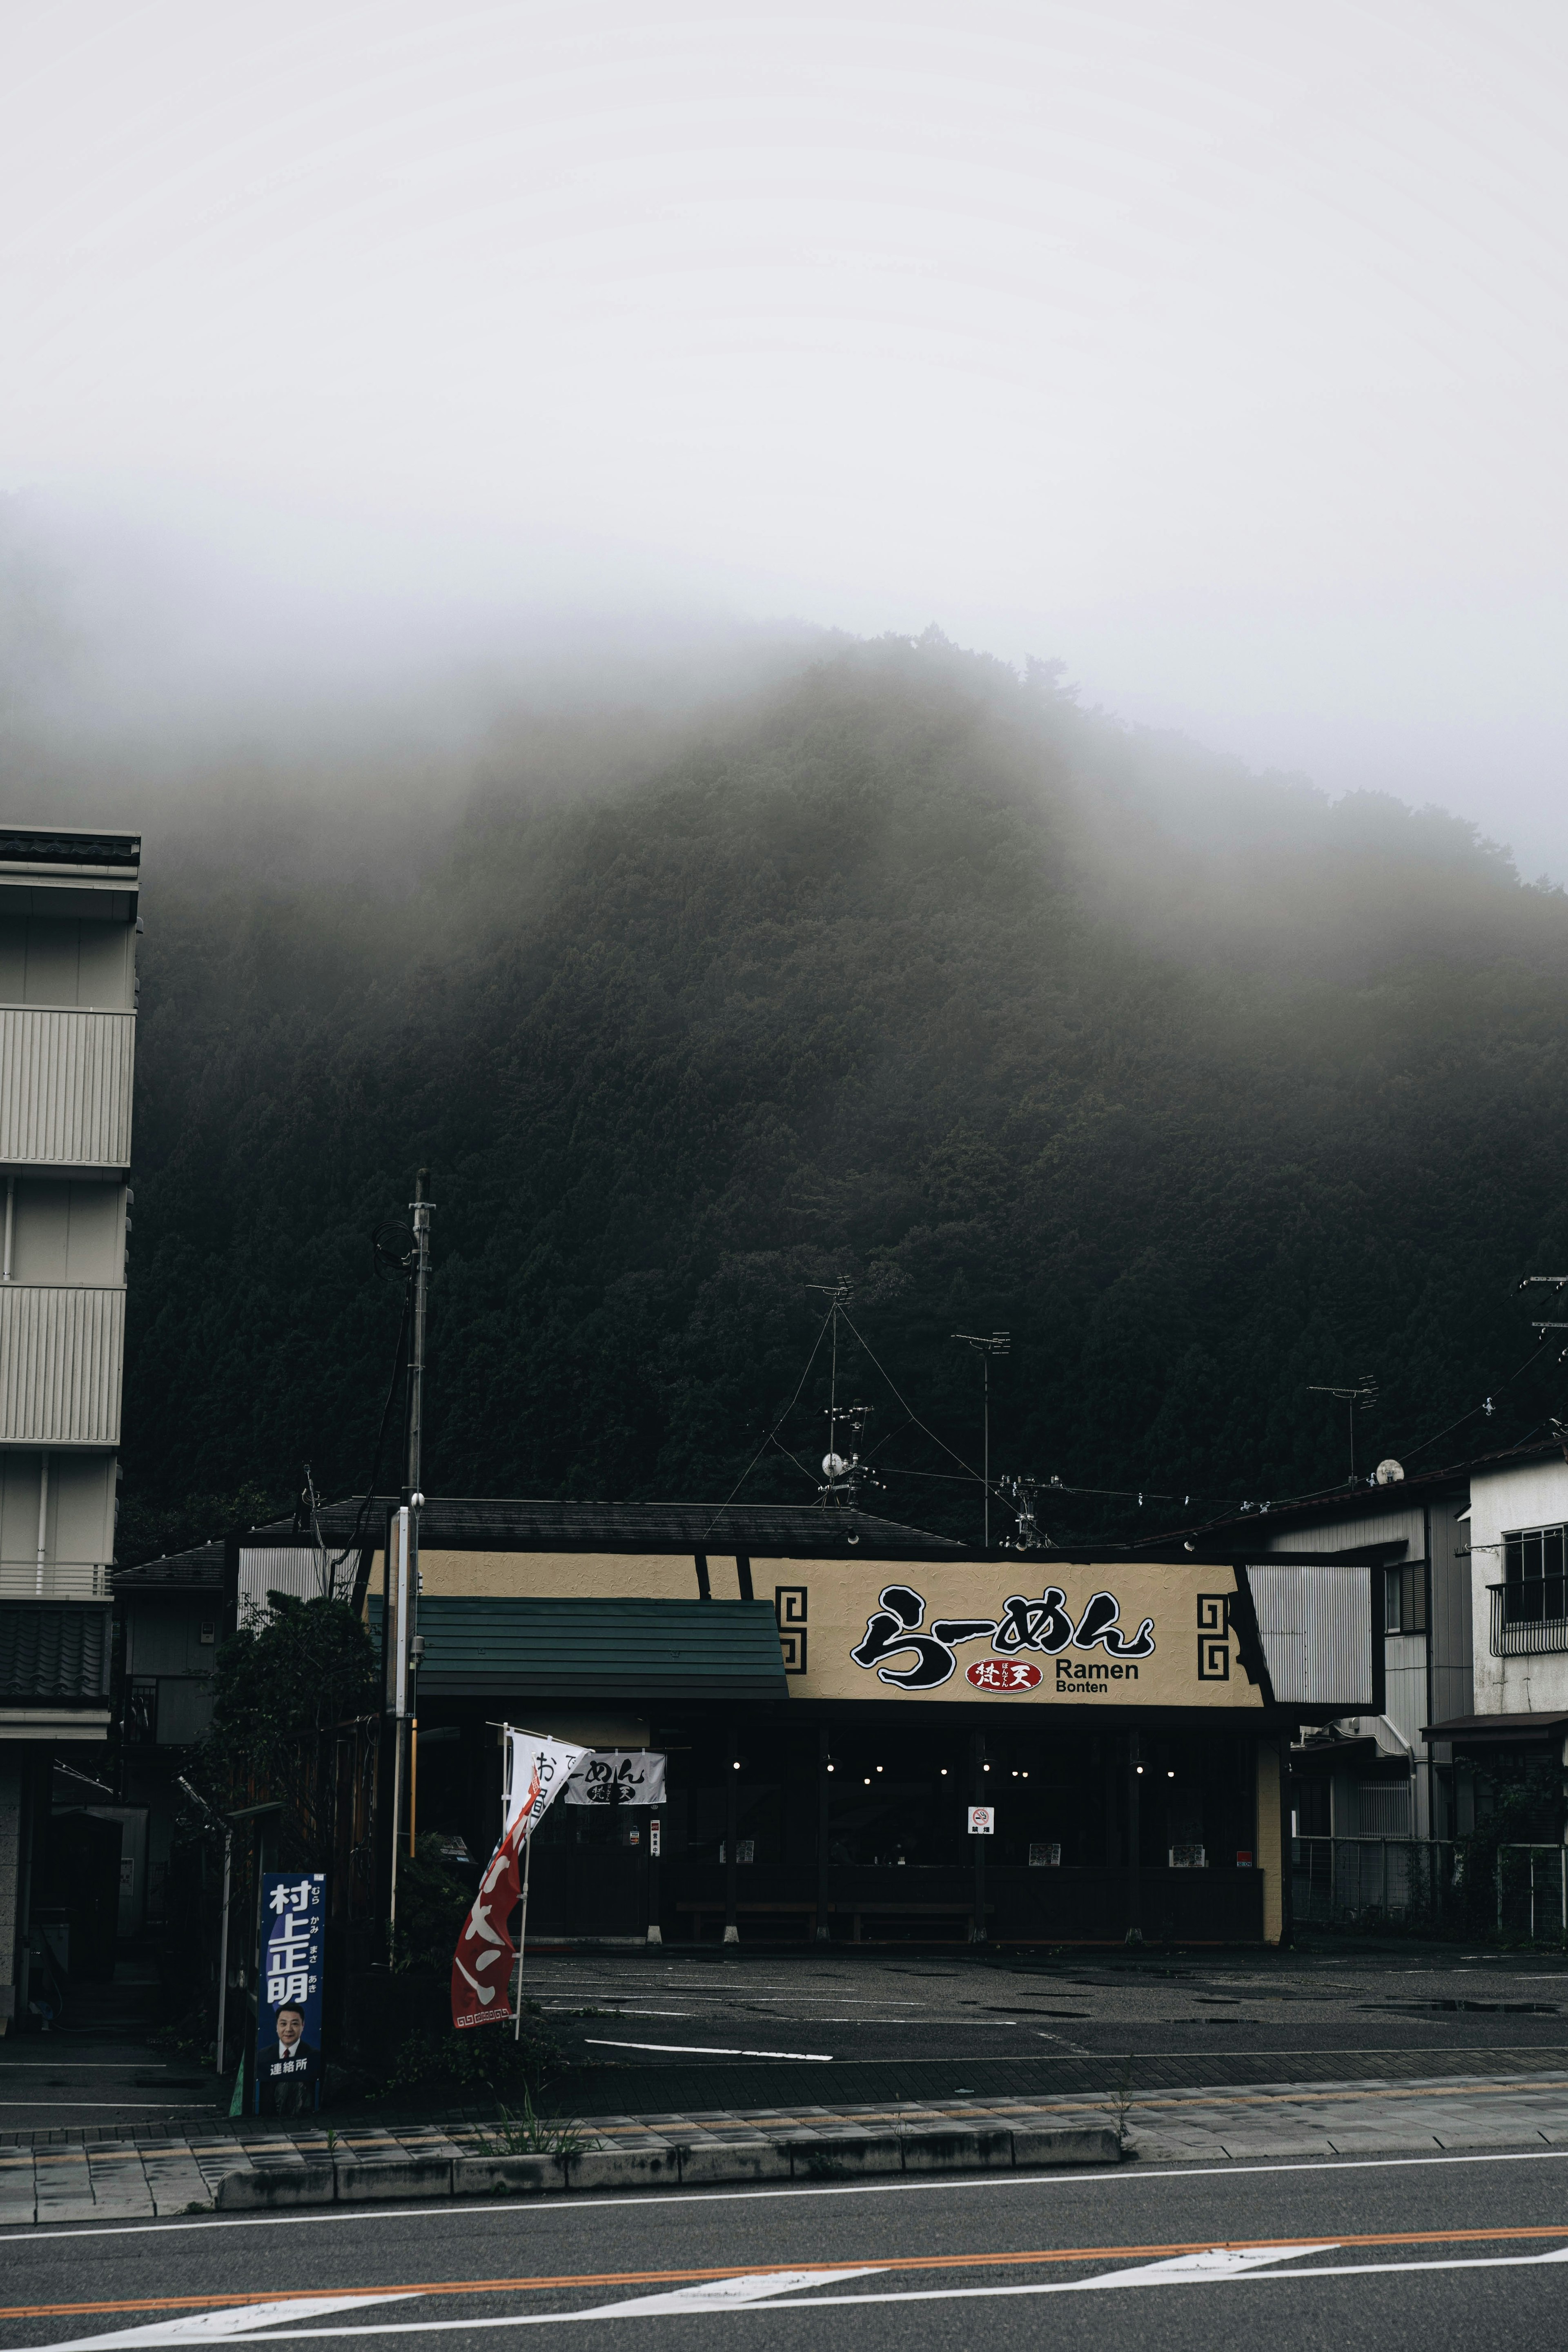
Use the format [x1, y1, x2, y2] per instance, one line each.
[213, 2123, 1120, 2210]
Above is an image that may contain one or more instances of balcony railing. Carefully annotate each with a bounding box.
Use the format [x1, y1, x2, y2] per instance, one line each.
[0, 1561, 111, 1599]
[0, 1006, 134, 1167]
[1489, 1582, 1568, 1657]
[0, 1284, 125, 1444]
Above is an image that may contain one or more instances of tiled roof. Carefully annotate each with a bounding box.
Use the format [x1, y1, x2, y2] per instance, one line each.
[0, 1602, 113, 1701]
[267, 1497, 965, 1557]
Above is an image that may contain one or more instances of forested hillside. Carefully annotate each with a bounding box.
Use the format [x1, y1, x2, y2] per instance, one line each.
[119, 634, 1568, 1557]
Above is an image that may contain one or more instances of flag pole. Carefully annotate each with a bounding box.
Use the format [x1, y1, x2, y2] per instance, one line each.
[514, 1814, 532, 2043]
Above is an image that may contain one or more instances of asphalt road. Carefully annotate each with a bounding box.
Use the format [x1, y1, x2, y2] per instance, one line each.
[4, 2143, 1568, 2350]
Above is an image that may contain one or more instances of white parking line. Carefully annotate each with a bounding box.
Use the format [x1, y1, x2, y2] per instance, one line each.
[583, 2041, 834, 2061]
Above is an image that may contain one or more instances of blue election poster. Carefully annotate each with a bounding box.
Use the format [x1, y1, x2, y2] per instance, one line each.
[255, 1871, 325, 2115]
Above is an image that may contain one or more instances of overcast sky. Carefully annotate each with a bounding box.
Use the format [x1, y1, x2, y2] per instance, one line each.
[6, 1, 1568, 876]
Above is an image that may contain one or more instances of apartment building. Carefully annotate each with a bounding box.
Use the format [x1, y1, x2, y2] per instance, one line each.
[0, 824, 140, 2031]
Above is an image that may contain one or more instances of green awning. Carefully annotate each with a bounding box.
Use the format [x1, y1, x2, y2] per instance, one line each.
[372, 1597, 789, 1701]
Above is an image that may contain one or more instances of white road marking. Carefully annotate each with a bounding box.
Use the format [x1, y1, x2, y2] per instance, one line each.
[7, 2145, 1568, 2246]
[0, 2103, 215, 2111]
[39, 2294, 419, 2352]
[564, 2267, 887, 2318]
[583, 2041, 833, 2061]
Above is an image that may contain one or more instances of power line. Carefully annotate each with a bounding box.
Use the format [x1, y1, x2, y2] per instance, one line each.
[698, 1298, 837, 1543]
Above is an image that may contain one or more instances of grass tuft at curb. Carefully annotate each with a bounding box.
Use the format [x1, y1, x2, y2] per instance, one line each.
[213, 2123, 1120, 2210]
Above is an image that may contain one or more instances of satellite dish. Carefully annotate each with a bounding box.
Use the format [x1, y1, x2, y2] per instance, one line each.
[1374, 1458, 1405, 1485]
[822, 1452, 850, 1478]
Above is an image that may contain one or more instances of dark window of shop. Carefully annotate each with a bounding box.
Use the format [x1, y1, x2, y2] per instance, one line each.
[1503, 1526, 1568, 1624]
[1383, 1561, 1428, 1635]
[127, 1677, 157, 1743]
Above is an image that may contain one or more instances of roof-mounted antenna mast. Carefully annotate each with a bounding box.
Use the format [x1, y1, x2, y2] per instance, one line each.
[951, 1331, 1009, 1548]
[808, 1279, 876, 1509]
[1307, 1372, 1378, 1486]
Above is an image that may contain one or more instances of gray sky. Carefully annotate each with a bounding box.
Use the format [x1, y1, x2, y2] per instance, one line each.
[6, 1, 1568, 876]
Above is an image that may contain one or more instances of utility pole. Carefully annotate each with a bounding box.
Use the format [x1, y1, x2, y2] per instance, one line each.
[388, 1171, 433, 1935]
[1307, 1372, 1377, 1485]
[951, 1332, 1009, 1547]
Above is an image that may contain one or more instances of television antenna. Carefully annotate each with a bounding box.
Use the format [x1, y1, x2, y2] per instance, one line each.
[807, 1280, 876, 1509]
[951, 1331, 1009, 1547]
[1000, 1474, 1050, 1551]
[1307, 1372, 1378, 1485]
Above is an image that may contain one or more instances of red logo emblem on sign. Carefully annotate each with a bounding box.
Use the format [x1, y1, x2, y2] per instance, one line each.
[967, 1659, 1042, 1691]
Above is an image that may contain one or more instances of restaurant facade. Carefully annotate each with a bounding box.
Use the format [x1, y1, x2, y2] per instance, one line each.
[324, 1498, 1386, 1950]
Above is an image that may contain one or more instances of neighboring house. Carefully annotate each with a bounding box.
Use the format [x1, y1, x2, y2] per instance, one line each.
[0, 824, 140, 2029]
[1434, 1436, 1568, 1834]
[1192, 1464, 1472, 1843]
[113, 1541, 226, 1930]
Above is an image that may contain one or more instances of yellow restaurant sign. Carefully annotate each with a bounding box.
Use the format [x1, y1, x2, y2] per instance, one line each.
[772, 1561, 1261, 1711]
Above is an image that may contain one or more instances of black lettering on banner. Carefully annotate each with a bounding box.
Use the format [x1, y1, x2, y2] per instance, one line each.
[992, 1590, 1075, 1654]
[852, 1586, 967, 1689]
[1197, 1592, 1231, 1680]
[775, 1585, 808, 1676]
[852, 1581, 1158, 1690]
[1072, 1590, 1156, 1658]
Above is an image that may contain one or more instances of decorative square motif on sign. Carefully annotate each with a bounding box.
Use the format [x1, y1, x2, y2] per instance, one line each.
[1196, 1592, 1230, 1680]
[775, 1586, 808, 1675]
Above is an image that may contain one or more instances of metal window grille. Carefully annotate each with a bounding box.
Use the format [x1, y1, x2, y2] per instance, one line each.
[127, 1677, 157, 1744]
[1488, 1583, 1568, 1657]
[1502, 1525, 1568, 1626]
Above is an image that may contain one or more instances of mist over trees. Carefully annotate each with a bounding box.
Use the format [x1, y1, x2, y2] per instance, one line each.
[88, 623, 1568, 1560]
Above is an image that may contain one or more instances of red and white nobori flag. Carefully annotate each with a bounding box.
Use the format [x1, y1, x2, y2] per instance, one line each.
[451, 1731, 588, 2030]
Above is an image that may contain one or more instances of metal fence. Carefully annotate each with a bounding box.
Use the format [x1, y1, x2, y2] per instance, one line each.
[1496, 1844, 1568, 1941]
[1292, 1835, 1457, 1928]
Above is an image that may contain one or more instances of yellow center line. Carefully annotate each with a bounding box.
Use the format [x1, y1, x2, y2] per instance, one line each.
[6, 2223, 1568, 2319]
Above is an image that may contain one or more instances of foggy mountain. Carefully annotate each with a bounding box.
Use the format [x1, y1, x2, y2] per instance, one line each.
[105, 628, 1568, 1559]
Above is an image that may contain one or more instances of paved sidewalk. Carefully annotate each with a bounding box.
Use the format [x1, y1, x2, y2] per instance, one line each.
[4, 2069, 1568, 2225]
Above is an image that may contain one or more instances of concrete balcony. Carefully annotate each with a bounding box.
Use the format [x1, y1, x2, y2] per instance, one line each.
[0, 1007, 135, 1169]
[0, 1285, 125, 1445]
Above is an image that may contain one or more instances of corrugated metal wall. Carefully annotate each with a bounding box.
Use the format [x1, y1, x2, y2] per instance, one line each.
[237, 1546, 332, 1621]
[1248, 1561, 1373, 1706]
[0, 1286, 124, 1444]
[0, 1008, 135, 1167]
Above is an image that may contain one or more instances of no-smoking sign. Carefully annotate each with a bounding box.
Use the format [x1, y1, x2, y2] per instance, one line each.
[967, 1806, 995, 1835]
